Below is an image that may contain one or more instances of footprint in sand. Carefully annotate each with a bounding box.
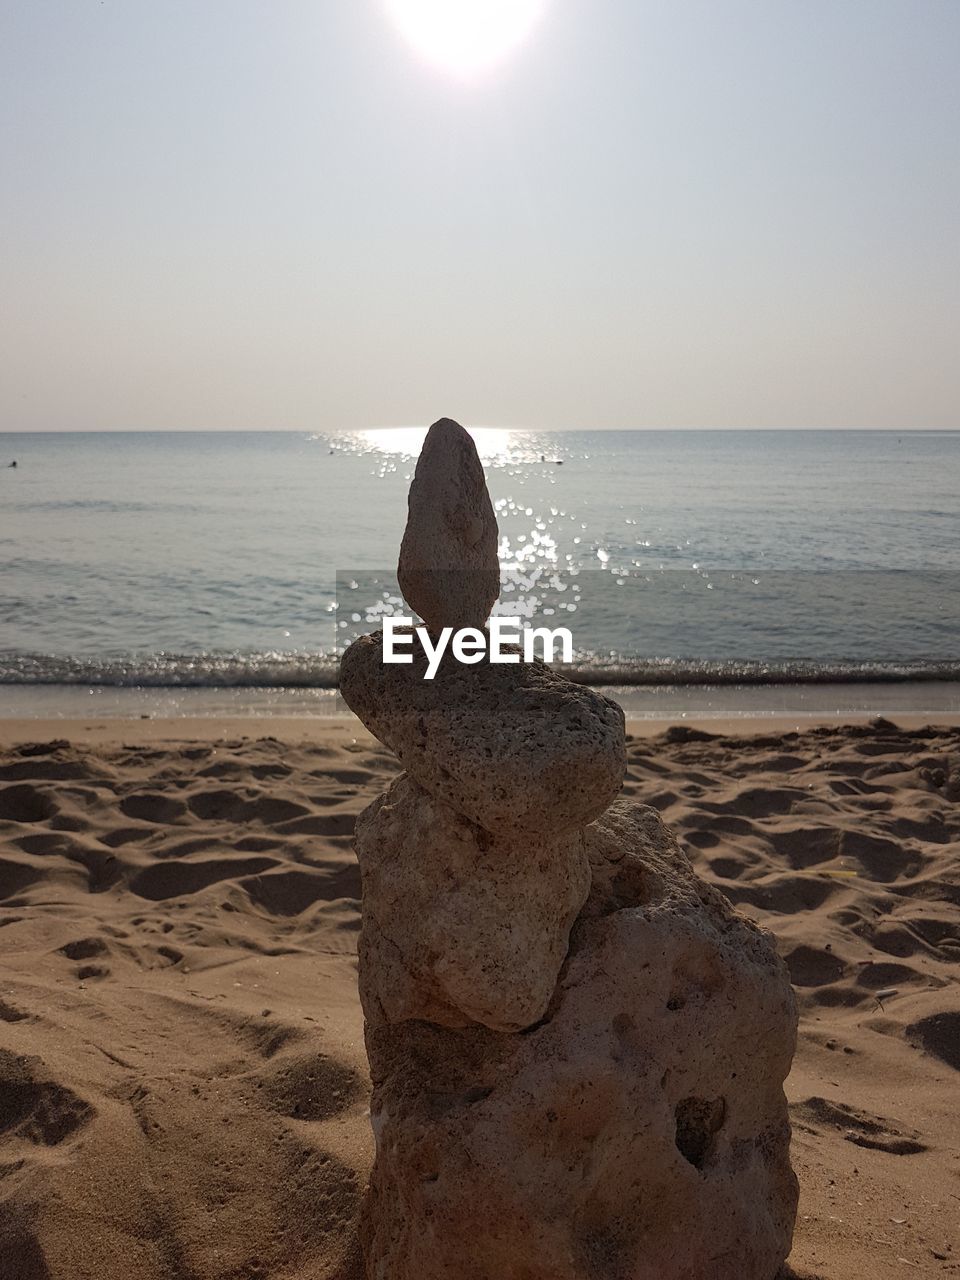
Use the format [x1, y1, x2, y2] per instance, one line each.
[186, 789, 309, 825]
[719, 785, 811, 819]
[0, 998, 28, 1023]
[129, 855, 280, 901]
[58, 936, 109, 961]
[767, 826, 842, 870]
[0, 784, 57, 823]
[119, 791, 188, 824]
[855, 960, 924, 991]
[98, 825, 156, 848]
[724, 874, 835, 914]
[276, 812, 357, 838]
[0, 1049, 95, 1146]
[838, 829, 922, 882]
[0, 855, 47, 902]
[250, 763, 293, 781]
[792, 1096, 927, 1155]
[0, 758, 97, 783]
[780, 943, 848, 987]
[906, 1010, 960, 1071]
[240, 867, 359, 917]
[706, 854, 750, 880]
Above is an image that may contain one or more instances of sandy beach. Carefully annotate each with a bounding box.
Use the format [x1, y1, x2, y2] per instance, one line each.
[0, 713, 956, 1278]
[6, 0, 960, 1267]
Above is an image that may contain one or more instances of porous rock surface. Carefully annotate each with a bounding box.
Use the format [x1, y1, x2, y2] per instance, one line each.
[397, 417, 500, 632]
[355, 773, 591, 1032]
[339, 631, 626, 839]
[361, 802, 799, 1280]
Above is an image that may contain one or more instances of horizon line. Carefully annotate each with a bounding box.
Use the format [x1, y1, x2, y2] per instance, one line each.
[3, 425, 959, 435]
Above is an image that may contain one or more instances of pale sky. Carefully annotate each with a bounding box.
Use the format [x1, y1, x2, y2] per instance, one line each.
[2, 0, 958, 431]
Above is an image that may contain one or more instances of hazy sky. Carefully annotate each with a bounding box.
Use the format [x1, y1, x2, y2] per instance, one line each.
[2, 1, 958, 431]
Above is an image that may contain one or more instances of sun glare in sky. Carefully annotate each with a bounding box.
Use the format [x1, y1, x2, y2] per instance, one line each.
[383, 0, 548, 77]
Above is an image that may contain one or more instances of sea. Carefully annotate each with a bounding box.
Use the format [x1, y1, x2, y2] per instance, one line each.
[2, 428, 959, 719]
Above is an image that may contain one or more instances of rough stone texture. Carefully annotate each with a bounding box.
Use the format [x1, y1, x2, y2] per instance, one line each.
[397, 418, 500, 631]
[349, 420, 796, 1279]
[355, 773, 591, 1033]
[339, 632, 626, 839]
[360, 801, 798, 1280]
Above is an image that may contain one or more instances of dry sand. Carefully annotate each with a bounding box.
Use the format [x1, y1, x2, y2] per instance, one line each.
[1, 714, 958, 1279]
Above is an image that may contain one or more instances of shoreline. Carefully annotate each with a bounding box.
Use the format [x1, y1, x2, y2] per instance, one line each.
[2, 678, 959, 726]
[3, 711, 960, 750]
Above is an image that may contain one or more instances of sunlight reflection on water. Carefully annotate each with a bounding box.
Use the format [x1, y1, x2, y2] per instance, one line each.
[325, 425, 564, 468]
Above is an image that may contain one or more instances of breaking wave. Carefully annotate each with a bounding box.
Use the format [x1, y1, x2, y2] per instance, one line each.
[2, 651, 959, 690]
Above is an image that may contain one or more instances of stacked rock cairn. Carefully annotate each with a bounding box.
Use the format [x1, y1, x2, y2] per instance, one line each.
[339, 419, 799, 1280]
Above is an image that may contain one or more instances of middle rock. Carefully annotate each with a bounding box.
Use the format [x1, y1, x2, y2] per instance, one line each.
[355, 774, 591, 1032]
[339, 633, 626, 840]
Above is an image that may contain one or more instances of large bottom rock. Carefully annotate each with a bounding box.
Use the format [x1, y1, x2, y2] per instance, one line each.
[360, 801, 798, 1280]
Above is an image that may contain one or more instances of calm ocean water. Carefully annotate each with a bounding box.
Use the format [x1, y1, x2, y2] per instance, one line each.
[2, 430, 959, 700]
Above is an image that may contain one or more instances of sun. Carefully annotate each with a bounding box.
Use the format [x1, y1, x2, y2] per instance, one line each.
[383, 0, 548, 78]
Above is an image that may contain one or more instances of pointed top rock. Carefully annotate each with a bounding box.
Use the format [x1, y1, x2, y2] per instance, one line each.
[397, 418, 500, 631]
